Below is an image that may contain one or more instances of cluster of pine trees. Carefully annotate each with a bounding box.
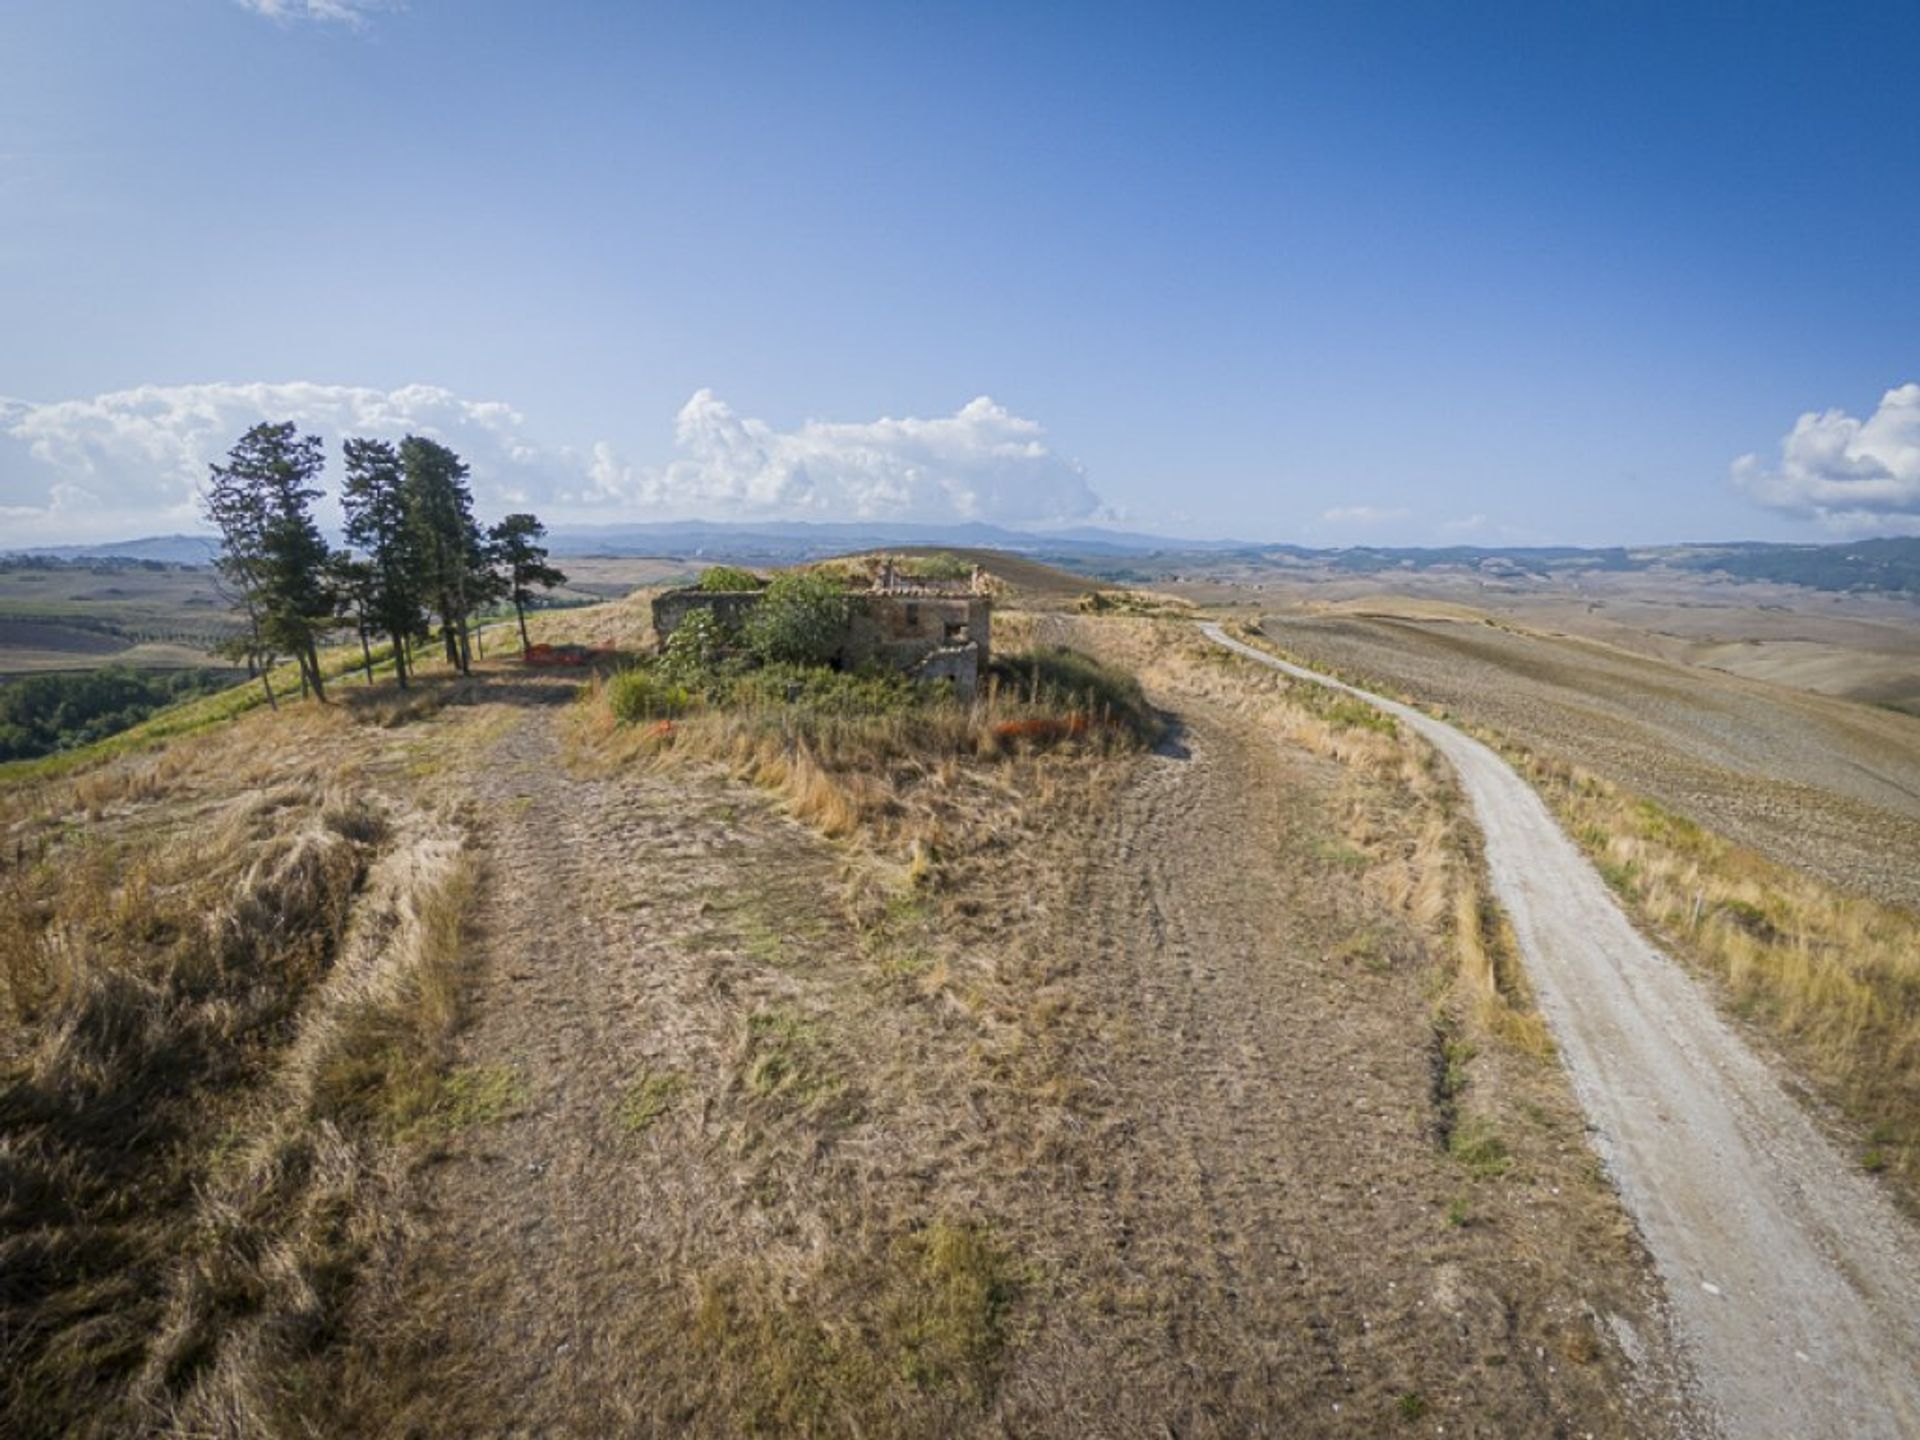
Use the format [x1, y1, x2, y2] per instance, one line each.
[204, 421, 566, 705]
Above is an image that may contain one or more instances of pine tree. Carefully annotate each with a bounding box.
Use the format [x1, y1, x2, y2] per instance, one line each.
[205, 422, 334, 702]
[487, 513, 567, 656]
[203, 444, 279, 707]
[399, 436, 487, 675]
[341, 437, 426, 687]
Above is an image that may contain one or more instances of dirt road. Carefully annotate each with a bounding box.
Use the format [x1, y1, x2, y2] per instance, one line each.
[1246, 610, 1920, 910]
[1202, 622, 1920, 1439]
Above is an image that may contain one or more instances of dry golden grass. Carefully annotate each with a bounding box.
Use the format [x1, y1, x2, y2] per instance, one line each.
[1088, 615, 1549, 1060]
[680, 1218, 1021, 1435]
[1498, 742, 1920, 1192]
[1215, 618, 1920, 1201]
[0, 686, 479, 1438]
[568, 616, 1154, 858]
[0, 591, 1687, 1435]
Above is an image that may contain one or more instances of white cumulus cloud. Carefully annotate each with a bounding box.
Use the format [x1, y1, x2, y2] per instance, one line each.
[581, 390, 1102, 526]
[1733, 384, 1920, 534]
[235, 0, 394, 25]
[0, 381, 1103, 543]
[0, 381, 557, 542]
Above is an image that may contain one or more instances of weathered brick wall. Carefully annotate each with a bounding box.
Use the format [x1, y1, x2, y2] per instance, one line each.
[844, 595, 991, 668]
[650, 589, 764, 643]
[910, 643, 981, 699]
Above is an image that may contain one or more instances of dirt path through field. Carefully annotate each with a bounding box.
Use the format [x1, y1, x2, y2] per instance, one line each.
[1008, 697, 1692, 1435]
[1202, 622, 1920, 1439]
[335, 658, 1692, 1436]
[337, 683, 892, 1433]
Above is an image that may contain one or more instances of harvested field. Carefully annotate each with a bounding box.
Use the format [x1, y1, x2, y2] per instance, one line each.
[1249, 611, 1920, 911]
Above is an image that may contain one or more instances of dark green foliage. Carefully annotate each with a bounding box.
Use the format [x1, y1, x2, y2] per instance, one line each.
[203, 422, 335, 701]
[487, 513, 567, 654]
[721, 663, 929, 716]
[743, 571, 851, 667]
[400, 437, 489, 674]
[658, 608, 733, 682]
[696, 565, 764, 592]
[341, 437, 427, 687]
[0, 667, 232, 761]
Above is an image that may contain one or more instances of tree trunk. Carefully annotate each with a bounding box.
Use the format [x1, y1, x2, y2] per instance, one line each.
[475, 618, 486, 660]
[516, 599, 531, 656]
[359, 623, 374, 685]
[306, 642, 328, 703]
[260, 665, 278, 711]
[457, 618, 472, 674]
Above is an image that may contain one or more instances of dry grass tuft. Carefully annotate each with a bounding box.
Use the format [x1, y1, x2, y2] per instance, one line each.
[0, 694, 478, 1438]
[1504, 744, 1920, 1192]
[677, 1218, 1020, 1433]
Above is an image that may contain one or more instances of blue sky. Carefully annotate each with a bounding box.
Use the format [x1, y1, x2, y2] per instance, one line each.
[2, 0, 1917, 545]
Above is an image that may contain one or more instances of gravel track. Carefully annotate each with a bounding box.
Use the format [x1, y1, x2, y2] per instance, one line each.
[1202, 622, 1920, 1439]
[1247, 611, 1920, 910]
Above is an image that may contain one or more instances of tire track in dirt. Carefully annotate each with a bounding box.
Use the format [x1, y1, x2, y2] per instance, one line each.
[339, 661, 1691, 1436]
[1016, 689, 1691, 1436]
[1203, 621, 1920, 1439]
[342, 686, 870, 1435]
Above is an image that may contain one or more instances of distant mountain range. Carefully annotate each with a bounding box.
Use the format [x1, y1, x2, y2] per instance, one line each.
[540, 519, 1249, 558]
[5, 534, 219, 565]
[7, 526, 1918, 595]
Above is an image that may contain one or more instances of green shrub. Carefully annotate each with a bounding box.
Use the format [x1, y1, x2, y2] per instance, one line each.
[897, 551, 971, 581]
[607, 667, 693, 722]
[698, 565, 764, 592]
[744, 571, 851, 667]
[721, 663, 930, 717]
[659, 609, 733, 682]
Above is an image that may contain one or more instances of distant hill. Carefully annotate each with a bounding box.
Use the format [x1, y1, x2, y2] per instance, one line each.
[4, 534, 218, 566]
[11, 526, 1917, 595]
[540, 519, 1245, 559]
[1666, 536, 1920, 594]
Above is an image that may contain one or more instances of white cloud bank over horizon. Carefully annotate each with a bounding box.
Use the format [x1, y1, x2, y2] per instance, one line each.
[579, 390, 1101, 526]
[1734, 384, 1920, 535]
[0, 381, 1104, 544]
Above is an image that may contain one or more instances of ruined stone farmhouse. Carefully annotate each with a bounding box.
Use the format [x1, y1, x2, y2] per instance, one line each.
[651, 559, 993, 697]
